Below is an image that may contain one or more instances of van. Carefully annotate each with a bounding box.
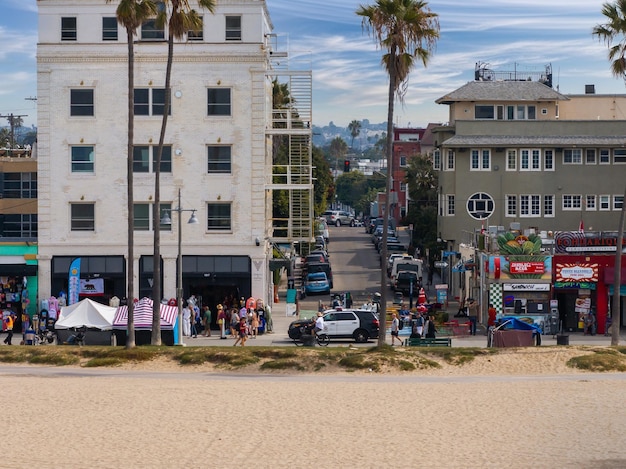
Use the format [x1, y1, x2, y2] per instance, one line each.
[390, 257, 423, 286]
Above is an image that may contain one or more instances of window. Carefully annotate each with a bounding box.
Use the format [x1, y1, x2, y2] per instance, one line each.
[544, 195, 554, 217]
[446, 150, 455, 170]
[527, 106, 536, 120]
[134, 88, 171, 116]
[614, 149, 626, 164]
[141, 19, 165, 40]
[600, 149, 610, 164]
[586, 195, 596, 211]
[516, 105, 526, 120]
[563, 149, 582, 164]
[506, 105, 535, 120]
[400, 182, 407, 192]
[102, 17, 118, 40]
[207, 146, 231, 173]
[506, 195, 517, 217]
[614, 195, 624, 210]
[562, 195, 582, 210]
[470, 149, 490, 170]
[70, 89, 94, 116]
[71, 146, 95, 173]
[207, 88, 231, 116]
[585, 149, 596, 165]
[134, 203, 171, 231]
[600, 195, 611, 210]
[466, 192, 495, 219]
[531, 150, 541, 170]
[506, 150, 517, 171]
[433, 150, 441, 170]
[475, 105, 494, 119]
[133, 145, 172, 173]
[62, 17, 77, 41]
[2, 173, 37, 199]
[520, 195, 541, 217]
[207, 202, 231, 230]
[520, 150, 529, 170]
[0, 214, 37, 237]
[225, 16, 241, 41]
[188, 16, 203, 40]
[399, 155, 407, 167]
[544, 149, 554, 170]
[71, 203, 95, 231]
[496, 105, 504, 120]
[446, 195, 455, 216]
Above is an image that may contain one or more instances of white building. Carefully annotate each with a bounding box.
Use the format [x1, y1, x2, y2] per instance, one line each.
[36, 0, 312, 314]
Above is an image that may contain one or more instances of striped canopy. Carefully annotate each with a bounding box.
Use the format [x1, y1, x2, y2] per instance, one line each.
[113, 297, 179, 330]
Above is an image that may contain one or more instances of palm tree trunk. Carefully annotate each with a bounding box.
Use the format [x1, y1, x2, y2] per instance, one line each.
[126, 29, 136, 348]
[151, 31, 174, 345]
[611, 184, 626, 345]
[378, 60, 396, 347]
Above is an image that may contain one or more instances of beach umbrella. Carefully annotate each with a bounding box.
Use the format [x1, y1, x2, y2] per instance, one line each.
[246, 297, 257, 310]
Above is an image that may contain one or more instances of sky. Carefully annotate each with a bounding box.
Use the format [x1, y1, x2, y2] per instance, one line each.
[1, 0, 625, 129]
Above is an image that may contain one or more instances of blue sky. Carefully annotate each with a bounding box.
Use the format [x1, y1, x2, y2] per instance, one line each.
[1, 0, 624, 129]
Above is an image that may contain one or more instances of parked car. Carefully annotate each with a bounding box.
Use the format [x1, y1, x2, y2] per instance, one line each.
[305, 251, 329, 265]
[287, 308, 379, 343]
[394, 270, 420, 294]
[315, 217, 330, 243]
[304, 272, 331, 295]
[323, 210, 356, 227]
[305, 262, 333, 289]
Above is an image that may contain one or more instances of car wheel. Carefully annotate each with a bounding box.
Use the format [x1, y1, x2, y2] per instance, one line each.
[353, 329, 369, 343]
[335, 219, 341, 227]
[350, 219, 355, 227]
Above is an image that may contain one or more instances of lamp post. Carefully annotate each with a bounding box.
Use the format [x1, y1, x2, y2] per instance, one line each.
[161, 188, 198, 346]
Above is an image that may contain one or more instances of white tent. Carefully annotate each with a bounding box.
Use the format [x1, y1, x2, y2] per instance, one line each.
[55, 298, 117, 330]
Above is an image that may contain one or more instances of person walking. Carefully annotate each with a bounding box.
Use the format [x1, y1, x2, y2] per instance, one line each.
[229, 308, 239, 338]
[390, 312, 403, 346]
[233, 317, 247, 346]
[202, 305, 212, 337]
[425, 315, 437, 339]
[250, 309, 259, 338]
[217, 304, 227, 339]
[182, 303, 192, 337]
[3, 312, 15, 345]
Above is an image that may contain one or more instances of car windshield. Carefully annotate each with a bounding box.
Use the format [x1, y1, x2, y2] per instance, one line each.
[308, 273, 327, 281]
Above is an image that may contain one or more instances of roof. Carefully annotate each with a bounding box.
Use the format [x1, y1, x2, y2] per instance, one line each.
[442, 135, 626, 147]
[436, 81, 568, 104]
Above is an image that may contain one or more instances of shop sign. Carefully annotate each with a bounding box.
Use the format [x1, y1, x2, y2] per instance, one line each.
[554, 281, 596, 290]
[554, 231, 626, 254]
[555, 263, 598, 282]
[510, 262, 545, 274]
[503, 283, 551, 291]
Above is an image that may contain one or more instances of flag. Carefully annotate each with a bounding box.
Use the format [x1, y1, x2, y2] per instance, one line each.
[579, 219, 584, 232]
[68, 257, 81, 305]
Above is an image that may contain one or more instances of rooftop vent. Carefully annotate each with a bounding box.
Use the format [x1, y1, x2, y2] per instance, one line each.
[585, 84, 595, 94]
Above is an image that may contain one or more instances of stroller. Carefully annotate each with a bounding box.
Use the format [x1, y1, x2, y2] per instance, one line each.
[36, 329, 56, 345]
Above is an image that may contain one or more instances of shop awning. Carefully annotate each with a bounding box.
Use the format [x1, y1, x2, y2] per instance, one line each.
[0, 264, 37, 276]
[113, 297, 179, 330]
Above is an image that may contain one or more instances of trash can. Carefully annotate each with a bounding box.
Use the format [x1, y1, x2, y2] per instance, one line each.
[301, 334, 316, 347]
[556, 334, 569, 346]
[24, 329, 36, 345]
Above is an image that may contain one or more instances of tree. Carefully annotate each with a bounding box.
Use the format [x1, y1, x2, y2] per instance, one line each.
[312, 146, 333, 215]
[348, 119, 362, 149]
[593, 0, 626, 345]
[357, 0, 439, 347]
[329, 136, 348, 178]
[405, 153, 438, 258]
[108, 0, 158, 349]
[151, 0, 215, 345]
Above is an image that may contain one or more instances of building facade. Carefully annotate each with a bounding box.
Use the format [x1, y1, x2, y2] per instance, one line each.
[36, 1, 311, 319]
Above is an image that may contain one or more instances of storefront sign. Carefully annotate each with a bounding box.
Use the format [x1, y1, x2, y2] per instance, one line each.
[503, 283, 551, 291]
[555, 231, 626, 254]
[554, 282, 596, 290]
[510, 262, 545, 274]
[555, 263, 598, 282]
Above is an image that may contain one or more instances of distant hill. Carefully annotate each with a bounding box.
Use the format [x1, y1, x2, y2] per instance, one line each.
[312, 119, 386, 150]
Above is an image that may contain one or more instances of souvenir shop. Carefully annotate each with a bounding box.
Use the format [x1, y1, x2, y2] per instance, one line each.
[0, 242, 38, 332]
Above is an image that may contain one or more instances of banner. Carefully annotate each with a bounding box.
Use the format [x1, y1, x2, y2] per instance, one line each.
[68, 257, 81, 305]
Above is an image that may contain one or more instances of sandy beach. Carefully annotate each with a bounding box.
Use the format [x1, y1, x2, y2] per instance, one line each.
[3, 347, 626, 469]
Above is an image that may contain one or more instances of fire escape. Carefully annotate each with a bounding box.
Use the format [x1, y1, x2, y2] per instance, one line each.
[265, 34, 313, 246]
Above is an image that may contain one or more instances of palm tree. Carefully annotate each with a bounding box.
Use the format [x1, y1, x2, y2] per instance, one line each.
[329, 136, 348, 179]
[108, 0, 158, 349]
[593, 0, 626, 346]
[357, 0, 439, 347]
[151, 0, 215, 344]
[348, 119, 362, 149]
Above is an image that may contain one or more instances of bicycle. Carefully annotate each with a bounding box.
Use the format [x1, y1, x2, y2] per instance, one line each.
[292, 324, 330, 346]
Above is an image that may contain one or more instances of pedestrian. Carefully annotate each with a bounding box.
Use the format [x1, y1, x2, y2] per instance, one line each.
[390, 312, 403, 346]
[182, 303, 192, 337]
[3, 312, 15, 345]
[413, 310, 424, 338]
[233, 316, 247, 346]
[216, 304, 227, 339]
[467, 299, 478, 335]
[229, 308, 239, 338]
[262, 299, 273, 333]
[189, 305, 198, 338]
[202, 305, 212, 337]
[425, 315, 437, 339]
[488, 304, 497, 328]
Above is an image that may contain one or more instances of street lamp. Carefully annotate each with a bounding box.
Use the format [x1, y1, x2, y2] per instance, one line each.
[160, 188, 198, 346]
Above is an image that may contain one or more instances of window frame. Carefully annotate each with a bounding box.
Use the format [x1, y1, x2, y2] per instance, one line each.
[562, 194, 582, 211]
[613, 148, 626, 164]
[474, 105, 494, 120]
[134, 88, 171, 116]
[207, 145, 232, 174]
[446, 195, 455, 216]
[141, 18, 165, 40]
[225, 15, 242, 41]
[187, 16, 203, 41]
[433, 149, 441, 170]
[585, 195, 597, 211]
[585, 149, 596, 165]
[102, 17, 118, 41]
[600, 194, 611, 211]
[506, 150, 517, 171]
[207, 202, 232, 231]
[132, 145, 172, 173]
[207, 88, 232, 116]
[506, 195, 517, 217]
[470, 149, 490, 171]
[563, 148, 582, 164]
[71, 203, 95, 231]
[544, 149, 554, 171]
[466, 192, 495, 220]
[70, 89, 94, 117]
[134, 202, 172, 231]
[543, 195, 554, 217]
[61, 17, 77, 41]
[614, 195, 624, 210]
[70, 145, 95, 173]
[446, 150, 455, 170]
[2, 172, 37, 199]
[600, 149, 610, 164]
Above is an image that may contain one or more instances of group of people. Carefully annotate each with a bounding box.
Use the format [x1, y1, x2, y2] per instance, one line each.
[211, 298, 273, 346]
[389, 307, 437, 345]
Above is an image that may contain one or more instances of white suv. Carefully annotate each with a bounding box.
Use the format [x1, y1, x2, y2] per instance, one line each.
[323, 210, 355, 227]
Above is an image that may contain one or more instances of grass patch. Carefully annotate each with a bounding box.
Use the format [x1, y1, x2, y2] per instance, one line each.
[84, 357, 125, 367]
[338, 354, 380, 371]
[567, 349, 626, 372]
[260, 360, 304, 371]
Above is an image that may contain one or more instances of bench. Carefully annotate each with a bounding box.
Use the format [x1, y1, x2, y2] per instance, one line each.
[404, 337, 451, 347]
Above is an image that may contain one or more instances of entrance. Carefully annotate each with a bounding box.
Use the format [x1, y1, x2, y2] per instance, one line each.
[188, 281, 241, 331]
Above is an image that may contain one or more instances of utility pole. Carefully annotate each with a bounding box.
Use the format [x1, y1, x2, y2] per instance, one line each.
[0, 113, 28, 156]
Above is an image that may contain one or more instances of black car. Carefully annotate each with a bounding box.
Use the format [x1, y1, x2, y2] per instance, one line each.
[288, 308, 380, 343]
[394, 270, 420, 294]
[304, 262, 333, 289]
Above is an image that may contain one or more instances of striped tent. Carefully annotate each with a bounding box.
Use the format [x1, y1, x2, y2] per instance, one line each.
[113, 297, 179, 330]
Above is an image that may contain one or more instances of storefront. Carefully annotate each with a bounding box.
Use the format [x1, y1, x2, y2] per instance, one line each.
[0, 243, 38, 332]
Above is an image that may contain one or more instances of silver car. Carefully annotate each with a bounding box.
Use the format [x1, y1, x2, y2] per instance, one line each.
[323, 210, 355, 227]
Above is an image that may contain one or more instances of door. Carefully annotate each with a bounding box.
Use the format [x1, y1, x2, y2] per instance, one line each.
[335, 312, 358, 336]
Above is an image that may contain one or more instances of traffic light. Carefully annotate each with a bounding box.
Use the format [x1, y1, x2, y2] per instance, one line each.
[343, 159, 350, 172]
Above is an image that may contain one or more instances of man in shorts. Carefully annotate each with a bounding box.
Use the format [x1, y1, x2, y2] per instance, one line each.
[313, 312, 324, 336]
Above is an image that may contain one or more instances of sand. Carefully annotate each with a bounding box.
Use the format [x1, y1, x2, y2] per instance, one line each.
[3, 349, 626, 469]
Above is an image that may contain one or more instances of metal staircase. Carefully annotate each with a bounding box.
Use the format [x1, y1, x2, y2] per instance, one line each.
[265, 37, 314, 246]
